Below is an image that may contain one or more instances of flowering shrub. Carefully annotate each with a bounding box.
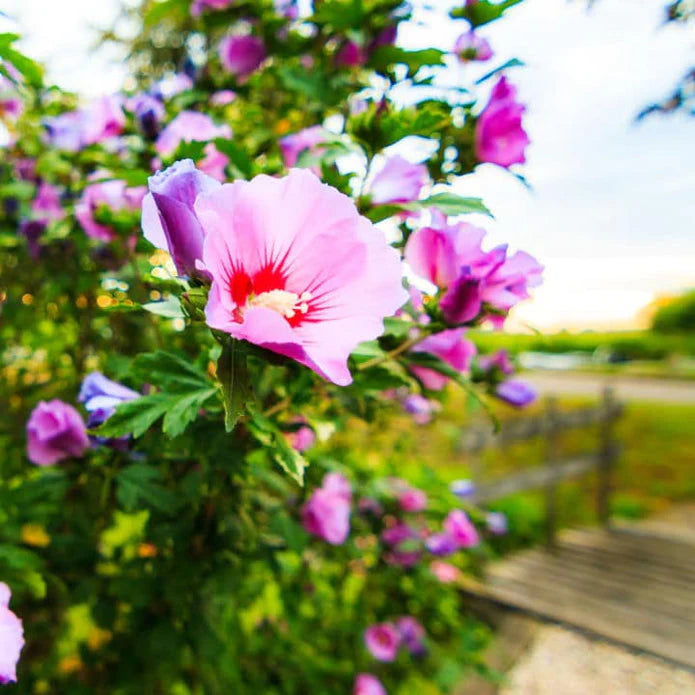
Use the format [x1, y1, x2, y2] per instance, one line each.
[0, 1, 540, 692]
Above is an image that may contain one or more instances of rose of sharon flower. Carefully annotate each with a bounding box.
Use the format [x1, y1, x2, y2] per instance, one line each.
[219, 35, 266, 79]
[78, 372, 139, 430]
[141, 159, 221, 276]
[26, 400, 89, 466]
[495, 379, 536, 407]
[279, 126, 327, 168]
[398, 488, 427, 512]
[410, 329, 476, 391]
[32, 182, 65, 223]
[368, 156, 428, 206]
[354, 673, 386, 695]
[0, 583, 24, 684]
[302, 472, 351, 545]
[454, 31, 493, 62]
[155, 111, 232, 158]
[364, 623, 401, 662]
[475, 76, 529, 168]
[444, 509, 479, 548]
[198, 168, 407, 385]
[76, 180, 146, 242]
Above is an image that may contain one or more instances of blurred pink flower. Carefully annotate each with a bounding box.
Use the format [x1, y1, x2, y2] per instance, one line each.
[32, 182, 64, 223]
[76, 180, 146, 242]
[285, 420, 316, 452]
[279, 126, 327, 169]
[444, 509, 479, 548]
[219, 35, 266, 79]
[198, 143, 230, 182]
[302, 472, 352, 544]
[191, 0, 234, 16]
[354, 673, 386, 695]
[368, 156, 428, 206]
[429, 560, 462, 583]
[454, 31, 493, 62]
[155, 111, 232, 157]
[26, 400, 89, 466]
[0, 583, 24, 685]
[364, 623, 401, 662]
[398, 488, 427, 512]
[198, 168, 407, 385]
[210, 90, 237, 106]
[410, 328, 476, 390]
[475, 76, 529, 168]
[396, 616, 426, 655]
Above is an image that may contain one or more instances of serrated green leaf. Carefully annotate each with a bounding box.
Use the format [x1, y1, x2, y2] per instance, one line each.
[94, 393, 172, 438]
[162, 387, 217, 438]
[247, 411, 307, 485]
[116, 464, 179, 514]
[217, 338, 253, 432]
[133, 350, 210, 391]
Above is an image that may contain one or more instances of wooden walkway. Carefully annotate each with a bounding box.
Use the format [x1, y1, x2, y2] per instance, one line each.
[464, 527, 695, 669]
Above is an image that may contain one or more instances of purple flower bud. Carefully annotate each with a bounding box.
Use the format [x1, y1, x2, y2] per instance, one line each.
[495, 379, 536, 408]
[141, 159, 221, 276]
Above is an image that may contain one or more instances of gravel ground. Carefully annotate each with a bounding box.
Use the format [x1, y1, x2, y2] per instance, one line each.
[500, 624, 695, 695]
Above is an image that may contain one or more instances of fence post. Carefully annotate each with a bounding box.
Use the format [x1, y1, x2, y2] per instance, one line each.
[544, 396, 559, 550]
[597, 386, 617, 529]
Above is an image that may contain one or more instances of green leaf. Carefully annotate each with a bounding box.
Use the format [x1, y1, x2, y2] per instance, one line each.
[382, 317, 413, 339]
[133, 350, 210, 391]
[162, 387, 217, 438]
[451, 0, 524, 27]
[403, 192, 493, 217]
[216, 338, 254, 432]
[475, 58, 524, 85]
[94, 393, 172, 439]
[370, 46, 446, 78]
[142, 296, 185, 319]
[247, 410, 307, 485]
[116, 464, 180, 514]
[214, 138, 254, 179]
[0, 34, 43, 87]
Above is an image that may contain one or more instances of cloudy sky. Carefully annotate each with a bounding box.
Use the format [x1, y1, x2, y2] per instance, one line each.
[3, 0, 694, 331]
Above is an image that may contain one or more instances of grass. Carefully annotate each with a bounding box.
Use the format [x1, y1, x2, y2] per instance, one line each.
[338, 391, 695, 549]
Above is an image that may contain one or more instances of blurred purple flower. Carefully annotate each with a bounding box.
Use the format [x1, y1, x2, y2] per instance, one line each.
[425, 532, 458, 557]
[396, 616, 426, 656]
[191, 0, 234, 16]
[402, 393, 439, 425]
[450, 479, 475, 498]
[31, 182, 64, 223]
[486, 511, 508, 535]
[210, 90, 237, 106]
[479, 349, 514, 375]
[444, 509, 479, 548]
[336, 40, 366, 67]
[78, 372, 139, 430]
[495, 379, 536, 407]
[219, 35, 266, 79]
[26, 400, 89, 466]
[398, 487, 427, 512]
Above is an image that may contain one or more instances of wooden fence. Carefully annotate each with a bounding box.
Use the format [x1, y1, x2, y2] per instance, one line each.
[462, 387, 623, 547]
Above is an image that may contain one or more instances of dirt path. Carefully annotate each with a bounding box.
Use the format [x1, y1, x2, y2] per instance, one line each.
[523, 371, 695, 403]
[500, 624, 695, 695]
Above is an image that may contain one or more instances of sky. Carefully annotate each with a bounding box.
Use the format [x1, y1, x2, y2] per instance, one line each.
[2, 0, 694, 332]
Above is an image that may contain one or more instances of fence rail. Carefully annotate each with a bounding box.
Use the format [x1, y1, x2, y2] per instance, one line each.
[463, 387, 623, 547]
